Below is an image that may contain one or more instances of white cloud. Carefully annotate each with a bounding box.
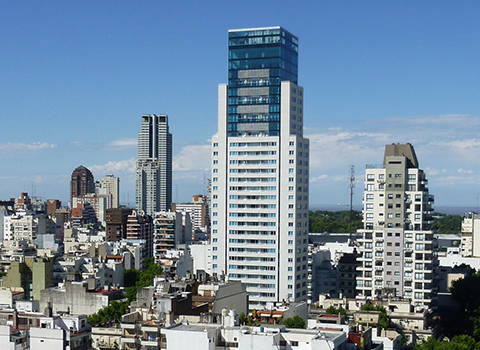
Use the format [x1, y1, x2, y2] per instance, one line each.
[0, 142, 56, 153]
[173, 145, 210, 172]
[310, 174, 328, 183]
[458, 168, 474, 174]
[107, 138, 137, 149]
[89, 158, 136, 175]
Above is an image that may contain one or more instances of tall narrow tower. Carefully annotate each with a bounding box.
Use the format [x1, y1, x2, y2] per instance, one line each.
[211, 27, 309, 309]
[356, 143, 435, 311]
[70, 165, 95, 208]
[135, 114, 172, 216]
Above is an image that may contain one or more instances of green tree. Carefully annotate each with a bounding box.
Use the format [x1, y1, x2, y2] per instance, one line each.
[283, 315, 306, 329]
[325, 305, 347, 315]
[450, 274, 480, 338]
[432, 213, 463, 234]
[360, 302, 390, 330]
[415, 335, 480, 350]
[309, 210, 362, 233]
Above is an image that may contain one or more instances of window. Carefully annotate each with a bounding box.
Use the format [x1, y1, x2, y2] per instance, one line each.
[367, 174, 375, 181]
[367, 184, 375, 191]
[366, 194, 374, 201]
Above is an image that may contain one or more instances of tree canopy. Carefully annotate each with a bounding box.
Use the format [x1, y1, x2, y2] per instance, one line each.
[360, 302, 390, 330]
[450, 274, 480, 339]
[309, 210, 362, 233]
[283, 315, 306, 329]
[432, 213, 463, 234]
[88, 258, 163, 326]
[415, 335, 480, 350]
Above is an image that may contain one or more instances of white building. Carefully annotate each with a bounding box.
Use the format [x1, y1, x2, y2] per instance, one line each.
[461, 212, 480, 257]
[135, 114, 172, 216]
[173, 195, 208, 233]
[357, 143, 435, 310]
[101, 174, 120, 209]
[162, 322, 347, 350]
[211, 27, 310, 309]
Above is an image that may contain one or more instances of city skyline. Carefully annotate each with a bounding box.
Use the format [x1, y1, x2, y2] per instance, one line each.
[1, 2, 480, 207]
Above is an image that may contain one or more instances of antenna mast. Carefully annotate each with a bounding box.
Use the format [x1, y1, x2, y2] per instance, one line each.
[348, 165, 355, 240]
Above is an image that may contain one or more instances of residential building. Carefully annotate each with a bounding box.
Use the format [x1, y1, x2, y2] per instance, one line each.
[46, 199, 61, 216]
[172, 195, 208, 234]
[2, 257, 54, 301]
[461, 212, 480, 257]
[105, 208, 132, 242]
[40, 281, 123, 316]
[211, 27, 309, 309]
[135, 114, 172, 216]
[126, 210, 153, 260]
[70, 165, 95, 207]
[356, 143, 435, 310]
[152, 211, 191, 263]
[101, 174, 120, 209]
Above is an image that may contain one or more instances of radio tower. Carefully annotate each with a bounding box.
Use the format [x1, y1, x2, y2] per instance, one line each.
[348, 165, 355, 240]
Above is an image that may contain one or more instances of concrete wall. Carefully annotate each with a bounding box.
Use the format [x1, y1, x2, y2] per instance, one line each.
[40, 282, 114, 315]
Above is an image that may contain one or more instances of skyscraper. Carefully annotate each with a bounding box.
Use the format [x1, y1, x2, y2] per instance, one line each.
[70, 165, 95, 208]
[356, 143, 435, 310]
[101, 174, 120, 208]
[211, 27, 309, 308]
[135, 114, 172, 217]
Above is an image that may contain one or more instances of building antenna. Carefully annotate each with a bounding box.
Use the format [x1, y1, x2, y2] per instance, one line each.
[176, 184, 178, 204]
[348, 165, 355, 240]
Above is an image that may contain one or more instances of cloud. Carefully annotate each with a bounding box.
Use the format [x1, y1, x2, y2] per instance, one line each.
[303, 114, 480, 206]
[89, 158, 136, 175]
[310, 174, 328, 183]
[173, 144, 211, 172]
[0, 142, 57, 154]
[107, 138, 137, 149]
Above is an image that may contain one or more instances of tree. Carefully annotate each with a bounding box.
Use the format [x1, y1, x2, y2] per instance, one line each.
[414, 335, 480, 350]
[309, 210, 362, 233]
[450, 274, 480, 339]
[325, 305, 347, 316]
[432, 213, 463, 234]
[88, 300, 129, 326]
[360, 302, 390, 330]
[283, 315, 306, 329]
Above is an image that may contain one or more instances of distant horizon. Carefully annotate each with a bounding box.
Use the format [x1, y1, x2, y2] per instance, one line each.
[309, 204, 475, 216]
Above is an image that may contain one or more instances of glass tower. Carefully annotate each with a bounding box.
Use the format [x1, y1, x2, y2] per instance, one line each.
[211, 27, 310, 309]
[227, 28, 299, 137]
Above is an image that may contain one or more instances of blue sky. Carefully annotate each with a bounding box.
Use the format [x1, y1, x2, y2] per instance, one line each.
[1, 1, 480, 208]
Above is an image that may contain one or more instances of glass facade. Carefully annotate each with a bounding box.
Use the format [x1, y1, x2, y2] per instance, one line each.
[227, 27, 298, 136]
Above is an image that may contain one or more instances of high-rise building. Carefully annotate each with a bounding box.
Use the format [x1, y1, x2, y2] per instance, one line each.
[101, 174, 120, 208]
[356, 143, 435, 310]
[135, 114, 172, 217]
[70, 165, 95, 207]
[105, 208, 133, 242]
[211, 27, 309, 308]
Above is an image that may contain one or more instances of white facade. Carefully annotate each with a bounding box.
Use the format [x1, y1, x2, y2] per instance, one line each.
[212, 81, 309, 308]
[357, 144, 435, 310]
[101, 174, 120, 208]
[461, 213, 480, 257]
